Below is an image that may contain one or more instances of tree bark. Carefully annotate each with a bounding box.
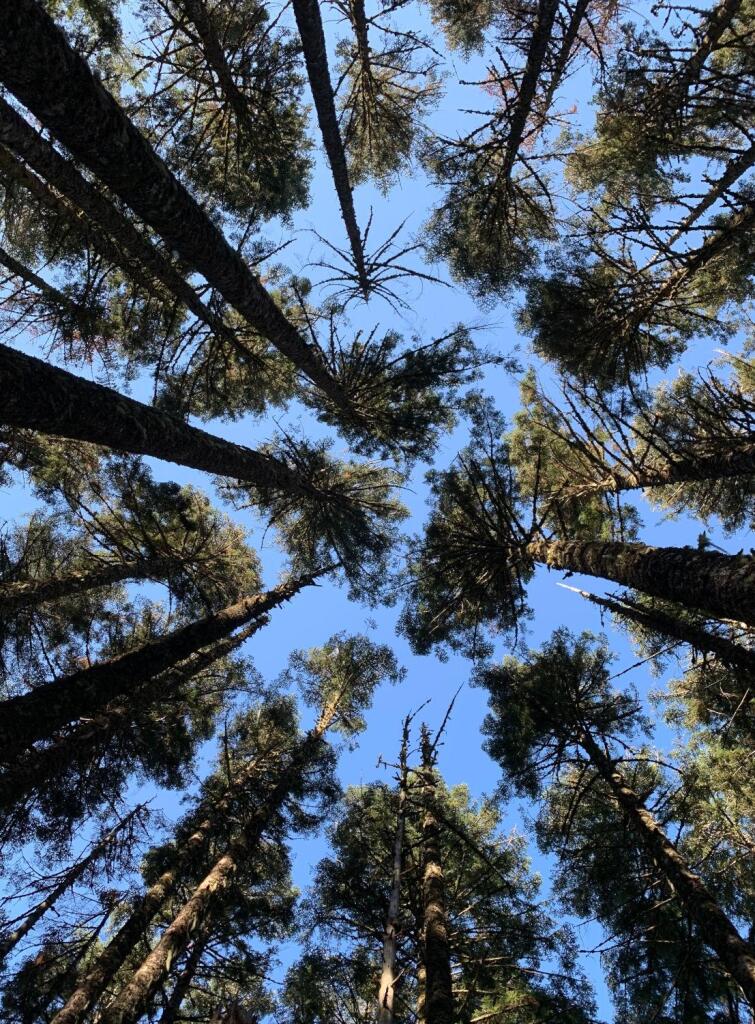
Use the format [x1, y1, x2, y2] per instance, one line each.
[564, 584, 755, 680]
[0, 1, 350, 412]
[527, 537, 755, 627]
[0, 554, 180, 616]
[0, 618, 267, 814]
[500, 0, 560, 181]
[0, 98, 254, 365]
[291, 0, 369, 295]
[579, 730, 755, 1006]
[156, 934, 208, 1023]
[0, 343, 313, 493]
[96, 691, 346, 1024]
[0, 805, 143, 963]
[377, 715, 411, 1024]
[419, 725, 454, 1024]
[0, 570, 326, 758]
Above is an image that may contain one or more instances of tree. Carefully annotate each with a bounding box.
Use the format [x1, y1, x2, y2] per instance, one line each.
[400, 401, 755, 657]
[481, 628, 755, 1009]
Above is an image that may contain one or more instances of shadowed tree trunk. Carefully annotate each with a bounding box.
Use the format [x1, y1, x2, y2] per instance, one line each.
[526, 537, 755, 626]
[0, 554, 181, 616]
[377, 714, 411, 1024]
[0, 344, 314, 494]
[560, 583, 755, 680]
[0, 570, 329, 758]
[0, 98, 254, 364]
[0, 243, 84, 320]
[95, 692, 351, 1024]
[0, 805, 144, 963]
[291, 0, 369, 295]
[0, 619, 267, 815]
[419, 724, 454, 1024]
[579, 729, 755, 1005]
[0, 0, 352, 413]
[156, 935, 208, 1023]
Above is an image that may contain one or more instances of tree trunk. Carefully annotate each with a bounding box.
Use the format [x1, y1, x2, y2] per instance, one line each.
[563, 584, 755, 680]
[95, 685, 347, 1024]
[0, 570, 326, 758]
[377, 715, 411, 1024]
[562, 438, 755, 499]
[0, 618, 266, 814]
[0, 554, 180, 615]
[500, 0, 560, 181]
[291, 0, 369, 295]
[157, 934, 208, 1024]
[0, 1, 350, 412]
[419, 725, 454, 1024]
[0, 241, 82, 317]
[0, 98, 253, 364]
[526, 537, 755, 627]
[0, 805, 143, 963]
[579, 730, 755, 1006]
[0, 343, 313, 493]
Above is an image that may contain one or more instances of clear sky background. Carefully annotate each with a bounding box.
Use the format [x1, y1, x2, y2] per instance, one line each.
[1, 0, 751, 1018]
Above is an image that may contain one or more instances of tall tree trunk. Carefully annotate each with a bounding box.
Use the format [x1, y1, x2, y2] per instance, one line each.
[579, 729, 755, 1005]
[0, 619, 266, 815]
[0, 570, 327, 758]
[377, 714, 411, 1024]
[0, 242, 83, 318]
[0, 554, 180, 615]
[500, 0, 560, 181]
[0, 805, 144, 963]
[561, 584, 755, 680]
[559, 438, 755, 499]
[0, 344, 314, 494]
[526, 537, 755, 627]
[0, 99, 254, 365]
[157, 934, 208, 1024]
[419, 725, 454, 1024]
[0, 1, 351, 414]
[95, 693, 347, 1024]
[656, 0, 744, 108]
[291, 0, 369, 295]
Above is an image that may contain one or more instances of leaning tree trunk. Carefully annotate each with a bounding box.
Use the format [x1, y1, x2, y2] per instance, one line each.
[377, 714, 411, 1024]
[156, 934, 208, 1024]
[0, 570, 327, 758]
[0, 618, 267, 815]
[96, 695, 345, 1024]
[0, 554, 181, 616]
[291, 0, 369, 295]
[562, 584, 755, 681]
[0, 805, 144, 963]
[0, 98, 252, 364]
[500, 0, 560, 182]
[579, 729, 755, 1006]
[419, 725, 454, 1024]
[527, 537, 755, 627]
[0, 344, 314, 494]
[0, 0, 349, 413]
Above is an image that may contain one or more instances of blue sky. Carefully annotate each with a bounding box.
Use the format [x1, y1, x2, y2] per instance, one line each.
[1, 0, 752, 1017]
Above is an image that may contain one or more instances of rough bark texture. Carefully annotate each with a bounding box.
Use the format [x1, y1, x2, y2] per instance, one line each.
[0, 97, 252, 360]
[419, 726, 454, 1024]
[98, 698, 343, 1024]
[0, 344, 311, 493]
[580, 730, 755, 1005]
[291, 0, 369, 294]
[527, 537, 755, 627]
[0, 0, 349, 410]
[0, 555, 179, 615]
[377, 716, 410, 1024]
[0, 806, 142, 963]
[0, 618, 267, 812]
[567, 585, 755, 681]
[0, 571, 322, 757]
